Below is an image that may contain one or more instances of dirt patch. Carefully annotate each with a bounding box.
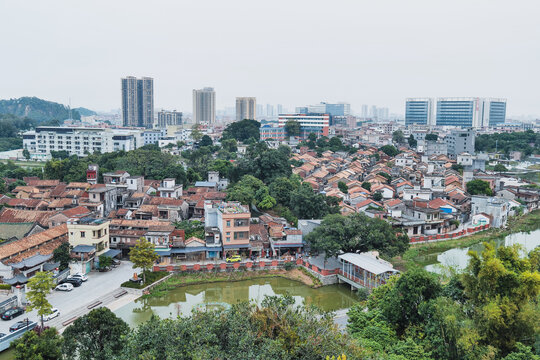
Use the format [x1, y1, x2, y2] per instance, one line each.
[272, 268, 316, 287]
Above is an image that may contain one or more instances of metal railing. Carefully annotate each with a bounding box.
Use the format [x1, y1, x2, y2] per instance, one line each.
[0, 321, 37, 352]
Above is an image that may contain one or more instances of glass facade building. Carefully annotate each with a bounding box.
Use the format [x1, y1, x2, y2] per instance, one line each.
[489, 101, 506, 126]
[405, 99, 432, 125]
[436, 99, 475, 127]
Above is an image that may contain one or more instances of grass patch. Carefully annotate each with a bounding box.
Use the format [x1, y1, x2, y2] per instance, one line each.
[121, 271, 169, 289]
[299, 267, 322, 287]
[0, 284, 11, 290]
[392, 210, 540, 271]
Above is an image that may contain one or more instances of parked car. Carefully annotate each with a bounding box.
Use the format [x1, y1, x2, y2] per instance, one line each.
[111, 259, 121, 267]
[59, 278, 82, 287]
[69, 273, 88, 282]
[9, 319, 30, 332]
[55, 283, 73, 292]
[1, 307, 25, 320]
[98, 266, 110, 272]
[226, 255, 242, 263]
[43, 308, 60, 321]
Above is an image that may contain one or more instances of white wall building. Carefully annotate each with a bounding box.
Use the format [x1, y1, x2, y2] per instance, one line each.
[23, 126, 145, 160]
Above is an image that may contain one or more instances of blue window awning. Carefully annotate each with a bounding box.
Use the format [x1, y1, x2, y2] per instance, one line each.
[101, 249, 121, 258]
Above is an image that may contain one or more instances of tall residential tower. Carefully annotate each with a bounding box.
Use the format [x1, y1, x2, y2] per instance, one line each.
[235, 97, 256, 121]
[193, 87, 216, 124]
[121, 76, 154, 128]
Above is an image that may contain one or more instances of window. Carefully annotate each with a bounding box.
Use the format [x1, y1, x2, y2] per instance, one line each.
[226, 220, 231, 227]
[81, 231, 85, 238]
[226, 237, 230, 242]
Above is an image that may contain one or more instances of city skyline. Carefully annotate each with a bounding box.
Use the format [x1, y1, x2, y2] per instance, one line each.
[1, 1, 539, 118]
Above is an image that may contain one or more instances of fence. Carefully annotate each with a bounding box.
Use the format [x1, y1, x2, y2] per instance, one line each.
[0, 321, 37, 352]
[409, 224, 490, 244]
[153, 259, 290, 272]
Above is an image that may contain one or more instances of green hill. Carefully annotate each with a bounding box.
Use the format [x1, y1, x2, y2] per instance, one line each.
[73, 107, 97, 116]
[0, 97, 81, 122]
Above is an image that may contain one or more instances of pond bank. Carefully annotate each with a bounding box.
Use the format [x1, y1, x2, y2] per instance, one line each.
[392, 210, 540, 271]
[145, 268, 319, 298]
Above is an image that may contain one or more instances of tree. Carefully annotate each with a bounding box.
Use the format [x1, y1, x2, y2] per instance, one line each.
[62, 307, 129, 360]
[466, 179, 493, 196]
[461, 243, 540, 354]
[289, 183, 330, 219]
[120, 295, 363, 360]
[258, 195, 276, 210]
[373, 192, 383, 201]
[222, 119, 261, 142]
[425, 133, 438, 141]
[361, 181, 371, 191]
[226, 175, 266, 205]
[26, 271, 54, 328]
[494, 163, 508, 172]
[408, 135, 417, 148]
[221, 138, 238, 153]
[305, 213, 409, 259]
[53, 242, 71, 271]
[12, 328, 63, 360]
[392, 130, 405, 144]
[379, 145, 399, 157]
[338, 181, 348, 194]
[269, 177, 297, 205]
[22, 148, 30, 160]
[98, 254, 113, 269]
[129, 238, 159, 284]
[377, 268, 442, 335]
[199, 134, 213, 147]
[191, 124, 203, 142]
[284, 120, 301, 137]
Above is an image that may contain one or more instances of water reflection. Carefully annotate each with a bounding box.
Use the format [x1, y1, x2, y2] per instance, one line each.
[426, 229, 540, 274]
[115, 277, 361, 327]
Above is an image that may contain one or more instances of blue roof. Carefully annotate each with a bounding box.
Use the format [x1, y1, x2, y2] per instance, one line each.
[171, 247, 208, 254]
[223, 244, 250, 249]
[195, 181, 217, 187]
[72, 245, 96, 253]
[101, 249, 121, 258]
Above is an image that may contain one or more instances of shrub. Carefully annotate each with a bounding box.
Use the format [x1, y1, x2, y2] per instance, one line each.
[284, 262, 296, 271]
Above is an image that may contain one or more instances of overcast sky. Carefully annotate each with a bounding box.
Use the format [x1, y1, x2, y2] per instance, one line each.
[1, 0, 538, 116]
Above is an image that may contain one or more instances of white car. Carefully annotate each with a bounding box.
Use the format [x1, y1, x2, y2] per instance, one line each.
[43, 308, 60, 321]
[55, 283, 73, 292]
[69, 273, 88, 282]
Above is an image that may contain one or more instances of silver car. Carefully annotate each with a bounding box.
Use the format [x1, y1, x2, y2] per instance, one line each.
[43, 308, 60, 321]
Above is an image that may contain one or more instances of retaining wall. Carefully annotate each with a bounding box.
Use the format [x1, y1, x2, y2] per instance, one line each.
[409, 224, 490, 244]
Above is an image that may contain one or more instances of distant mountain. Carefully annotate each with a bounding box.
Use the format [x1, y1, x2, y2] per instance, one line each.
[0, 97, 81, 122]
[73, 107, 97, 117]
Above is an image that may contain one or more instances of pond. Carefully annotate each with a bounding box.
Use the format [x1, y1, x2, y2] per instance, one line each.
[115, 277, 361, 328]
[425, 229, 540, 274]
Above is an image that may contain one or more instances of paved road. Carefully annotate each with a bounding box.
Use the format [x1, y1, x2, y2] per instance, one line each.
[0, 261, 137, 334]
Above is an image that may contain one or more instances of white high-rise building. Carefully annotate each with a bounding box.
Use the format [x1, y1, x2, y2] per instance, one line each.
[193, 87, 216, 124]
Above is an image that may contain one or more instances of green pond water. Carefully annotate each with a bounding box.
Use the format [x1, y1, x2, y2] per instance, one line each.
[115, 277, 362, 328]
[425, 229, 540, 274]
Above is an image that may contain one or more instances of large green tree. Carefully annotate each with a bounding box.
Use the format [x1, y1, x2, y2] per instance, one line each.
[53, 242, 71, 271]
[392, 130, 406, 144]
[305, 213, 409, 259]
[12, 328, 63, 360]
[284, 120, 300, 137]
[379, 145, 399, 157]
[461, 243, 540, 354]
[466, 179, 493, 196]
[62, 308, 130, 360]
[222, 119, 261, 142]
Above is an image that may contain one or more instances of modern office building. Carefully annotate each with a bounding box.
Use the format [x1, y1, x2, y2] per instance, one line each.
[266, 104, 274, 117]
[259, 124, 286, 141]
[193, 87, 216, 124]
[445, 128, 476, 158]
[22, 126, 145, 160]
[121, 76, 154, 128]
[405, 98, 434, 126]
[157, 110, 183, 127]
[276, 104, 283, 115]
[278, 113, 330, 138]
[235, 97, 256, 121]
[405, 97, 506, 128]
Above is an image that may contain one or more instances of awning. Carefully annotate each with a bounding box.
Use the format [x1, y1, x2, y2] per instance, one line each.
[170, 247, 209, 254]
[72, 245, 96, 253]
[154, 249, 171, 256]
[101, 249, 121, 258]
[223, 244, 250, 249]
[272, 243, 304, 248]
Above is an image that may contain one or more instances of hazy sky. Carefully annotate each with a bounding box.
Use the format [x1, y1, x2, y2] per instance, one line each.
[1, 0, 539, 116]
